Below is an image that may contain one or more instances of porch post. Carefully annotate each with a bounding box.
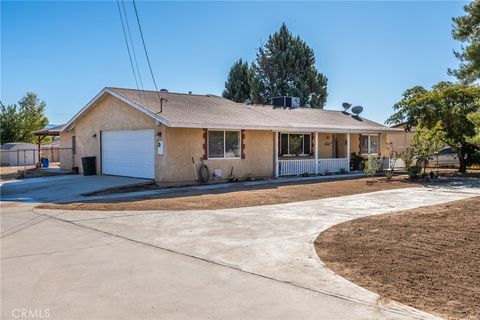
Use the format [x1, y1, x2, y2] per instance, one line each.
[274, 132, 279, 178]
[347, 133, 351, 172]
[314, 132, 318, 175]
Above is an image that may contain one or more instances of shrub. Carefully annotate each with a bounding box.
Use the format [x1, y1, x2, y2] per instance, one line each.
[350, 153, 365, 171]
[339, 168, 346, 174]
[407, 165, 421, 180]
[364, 157, 381, 182]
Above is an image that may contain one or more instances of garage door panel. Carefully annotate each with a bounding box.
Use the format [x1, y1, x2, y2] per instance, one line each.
[102, 129, 154, 179]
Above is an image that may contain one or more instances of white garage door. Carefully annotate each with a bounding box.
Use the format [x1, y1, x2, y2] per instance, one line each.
[102, 129, 155, 179]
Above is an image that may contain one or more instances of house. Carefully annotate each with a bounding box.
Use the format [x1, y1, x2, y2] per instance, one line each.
[386, 123, 416, 153]
[1, 142, 39, 166]
[58, 87, 401, 182]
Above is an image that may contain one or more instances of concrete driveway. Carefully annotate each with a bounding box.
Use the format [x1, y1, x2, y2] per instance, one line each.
[0, 175, 152, 203]
[2, 180, 480, 319]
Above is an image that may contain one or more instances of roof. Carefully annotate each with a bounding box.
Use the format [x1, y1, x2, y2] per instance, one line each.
[1, 142, 37, 150]
[33, 124, 64, 136]
[63, 87, 400, 133]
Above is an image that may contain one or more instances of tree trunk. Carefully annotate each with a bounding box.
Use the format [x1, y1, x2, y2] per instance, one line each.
[458, 148, 467, 173]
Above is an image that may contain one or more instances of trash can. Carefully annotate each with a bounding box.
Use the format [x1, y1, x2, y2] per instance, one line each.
[40, 157, 49, 168]
[81, 156, 97, 176]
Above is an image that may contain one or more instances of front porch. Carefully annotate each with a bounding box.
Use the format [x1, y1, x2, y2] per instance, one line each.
[274, 131, 385, 177]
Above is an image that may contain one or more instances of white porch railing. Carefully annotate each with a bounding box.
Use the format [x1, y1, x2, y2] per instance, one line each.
[278, 158, 349, 176]
[278, 159, 317, 176]
[317, 158, 349, 173]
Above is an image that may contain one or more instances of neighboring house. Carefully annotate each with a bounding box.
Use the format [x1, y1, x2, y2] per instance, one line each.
[1, 143, 39, 166]
[59, 87, 400, 182]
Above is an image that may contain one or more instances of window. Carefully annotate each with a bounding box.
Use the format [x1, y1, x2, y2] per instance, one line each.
[360, 135, 369, 154]
[208, 130, 240, 159]
[280, 133, 311, 156]
[370, 135, 379, 154]
[360, 134, 379, 155]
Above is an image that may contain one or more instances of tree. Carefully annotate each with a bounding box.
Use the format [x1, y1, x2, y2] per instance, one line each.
[449, 0, 480, 84]
[251, 23, 328, 108]
[222, 59, 251, 103]
[410, 122, 446, 174]
[0, 92, 49, 144]
[467, 111, 480, 145]
[0, 102, 21, 143]
[387, 82, 480, 173]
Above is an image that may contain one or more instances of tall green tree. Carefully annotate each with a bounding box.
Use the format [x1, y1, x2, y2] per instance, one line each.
[0, 103, 21, 143]
[0, 92, 49, 144]
[251, 23, 328, 108]
[467, 111, 480, 146]
[449, 0, 480, 83]
[411, 122, 446, 174]
[222, 59, 251, 103]
[387, 82, 480, 173]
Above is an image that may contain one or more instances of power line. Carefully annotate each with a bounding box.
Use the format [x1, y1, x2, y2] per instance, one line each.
[120, 0, 144, 91]
[132, 0, 163, 112]
[116, 0, 140, 91]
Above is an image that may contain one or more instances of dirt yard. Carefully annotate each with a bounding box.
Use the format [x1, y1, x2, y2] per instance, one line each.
[38, 176, 419, 211]
[0, 163, 62, 181]
[315, 197, 480, 320]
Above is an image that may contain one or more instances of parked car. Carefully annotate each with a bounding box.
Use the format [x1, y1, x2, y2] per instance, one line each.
[431, 147, 459, 167]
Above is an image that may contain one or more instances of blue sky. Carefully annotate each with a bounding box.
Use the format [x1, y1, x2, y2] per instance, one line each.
[1, 1, 467, 125]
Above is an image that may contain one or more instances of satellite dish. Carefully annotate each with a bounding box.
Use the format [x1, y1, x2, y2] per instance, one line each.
[342, 102, 352, 111]
[351, 106, 363, 115]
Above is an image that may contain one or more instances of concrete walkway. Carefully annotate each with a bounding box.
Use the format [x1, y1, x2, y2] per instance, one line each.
[2, 180, 480, 319]
[0, 175, 152, 202]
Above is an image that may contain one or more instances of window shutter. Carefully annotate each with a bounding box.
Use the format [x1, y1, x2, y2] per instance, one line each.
[278, 133, 283, 156]
[202, 129, 208, 160]
[378, 133, 381, 156]
[359, 135, 362, 154]
[310, 133, 314, 155]
[241, 130, 245, 159]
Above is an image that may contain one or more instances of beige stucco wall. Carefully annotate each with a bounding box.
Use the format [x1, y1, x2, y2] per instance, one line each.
[386, 131, 415, 153]
[161, 128, 274, 182]
[348, 133, 388, 157]
[64, 94, 159, 175]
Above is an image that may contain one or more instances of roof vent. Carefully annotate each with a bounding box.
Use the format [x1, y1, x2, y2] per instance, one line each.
[272, 96, 300, 108]
[160, 88, 169, 92]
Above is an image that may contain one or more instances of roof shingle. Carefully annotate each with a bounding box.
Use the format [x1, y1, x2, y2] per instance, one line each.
[81, 87, 398, 133]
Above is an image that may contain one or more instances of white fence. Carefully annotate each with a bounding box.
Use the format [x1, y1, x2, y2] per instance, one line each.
[381, 157, 405, 170]
[278, 158, 349, 176]
[278, 159, 316, 176]
[317, 158, 349, 173]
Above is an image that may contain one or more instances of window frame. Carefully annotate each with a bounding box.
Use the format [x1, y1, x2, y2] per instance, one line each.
[360, 134, 379, 155]
[280, 133, 312, 157]
[207, 130, 241, 160]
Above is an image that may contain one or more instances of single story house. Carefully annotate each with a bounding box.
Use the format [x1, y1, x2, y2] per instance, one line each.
[58, 87, 401, 182]
[1, 142, 39, 166]
[386, 123, 416, 152]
